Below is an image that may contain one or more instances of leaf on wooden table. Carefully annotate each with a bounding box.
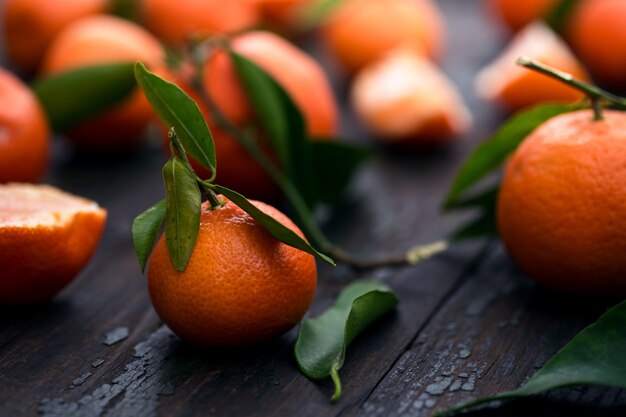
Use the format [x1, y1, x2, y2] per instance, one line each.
[163, 157, 201, 271]
[438, 300, 626, 416]
[211, 184, 334, 265]
[32, 62, 136, 131]
[295, 280, 399, 402]
[135, 62, 217, 179]
[132, 199, 167, 272]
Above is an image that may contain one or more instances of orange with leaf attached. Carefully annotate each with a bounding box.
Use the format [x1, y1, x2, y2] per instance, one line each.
[0, 68, 50, 183]
[498, 109, 626, 295]
[0, 183, 107, 304]
[3, 0, 107, 73]
[41, 15, 166, 150]
[321, 0, 445, 74]
[148, 197, 317, 346]
[168, 30, 338, 200]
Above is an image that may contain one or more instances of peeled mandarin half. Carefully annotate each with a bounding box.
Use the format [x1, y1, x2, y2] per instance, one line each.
[351, 48, 472, 146]
[475, 22, 590, 112]
[0, 183, 107, 304]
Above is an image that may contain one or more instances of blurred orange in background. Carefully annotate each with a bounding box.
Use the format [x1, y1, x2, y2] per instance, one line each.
[486, 0, 557, 32]
[41, 15, 166, 151]
[321, 0, 445, 74]
[3, 0, 107, 73]
[475, 22, 589, 112]
[351, 47, 471, 147]
[0, 67, 49, 183]
[140, 0, 260, 47]
[567, 0, 626, 89]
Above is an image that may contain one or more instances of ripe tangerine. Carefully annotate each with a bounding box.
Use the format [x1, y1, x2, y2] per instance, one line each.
[148, 197, 317, 347]
[498, 109, 626, 295]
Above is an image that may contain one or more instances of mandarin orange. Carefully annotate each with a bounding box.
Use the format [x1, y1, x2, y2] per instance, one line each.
[475, 23, 589, 112]
[0, 68, 50, 183]
[3, 0, 107, 73]
[41, 15, 165, 150]
[0, 183, 107, 304]
[148, 197, 317, 346]
[498, 109, 626, 295]
[351, 48, 471, 146]
[321, 0, 445, 74]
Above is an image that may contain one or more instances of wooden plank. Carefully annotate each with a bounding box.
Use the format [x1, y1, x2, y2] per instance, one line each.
[354, 243, 626, 417]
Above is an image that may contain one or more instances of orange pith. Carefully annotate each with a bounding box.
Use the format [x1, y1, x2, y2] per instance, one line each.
[0, 183, 107, 304]
[148, 197, 317, 347]
[0, 68, 50, 183]
[497, 109, 626, 295]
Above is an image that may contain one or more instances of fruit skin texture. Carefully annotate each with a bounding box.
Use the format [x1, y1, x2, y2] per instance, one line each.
[567, 0, 626, 88]
[148, 197, 317, 347]
[0, 183, 107, 304]
[141, 0, 259, 47]
[351, 48, 471, 146]
[475, 22, 589, 112]
[497, 110, 626, 295]
[321, 0, 445, 74]
[41, 15, 165, 151]
[0, 68, 50, 183]
[3, 0, 107, 73]
[486, 0, 557, 32]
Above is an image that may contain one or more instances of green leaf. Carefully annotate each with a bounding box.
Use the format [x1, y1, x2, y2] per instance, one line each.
[163, 157, 202, 271]
[211, 184, 335, 265]
[444, 103, 581, 209]
[310, 141, 370, 205]
[132, 199, 167, 272]
[449, 186, 499, 241]
[32, 62, 136, 131]
[230, 51, 302, 171]
[544, 0, 581, 33]
[302, 0, 347, 28]
[232, 53, 365, 208]
[134, 62, 217, 179]
[438, 300, 626, 416]
[295, 280, 399, 402]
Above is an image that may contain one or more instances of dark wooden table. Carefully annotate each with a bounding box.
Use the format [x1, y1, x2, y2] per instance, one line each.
[2, 1, 626, 416]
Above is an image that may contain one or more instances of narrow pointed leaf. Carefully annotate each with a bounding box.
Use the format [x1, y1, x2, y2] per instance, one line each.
[163, 157, 201, 271]
[438, 300, 626, 416]
[32, 62, 136, 131]
[230, 51, 304, 170]
[295, 281, 398, 401]
[444, 103, 581, 208]
[135, 63, 217, 177]
[132, 199, 167, 272]
[211, 184, 334, 265]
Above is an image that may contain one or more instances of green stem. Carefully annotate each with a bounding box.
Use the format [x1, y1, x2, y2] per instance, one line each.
[188, 47, 447, 270]
[329, 367, 342, 403]
[517, 56, 626, 120]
